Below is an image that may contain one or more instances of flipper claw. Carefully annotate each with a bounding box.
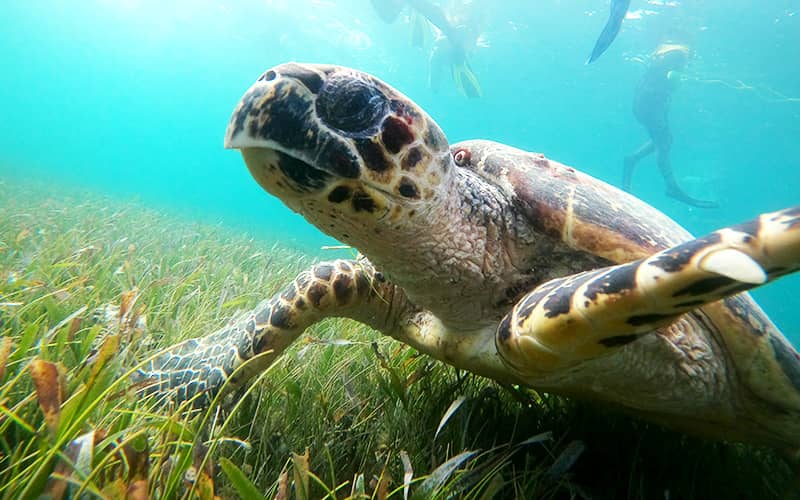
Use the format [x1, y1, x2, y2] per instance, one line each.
[699, 248, 767, 284]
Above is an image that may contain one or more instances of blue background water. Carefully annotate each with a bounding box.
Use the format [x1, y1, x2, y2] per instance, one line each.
[1, 0, 798, 341]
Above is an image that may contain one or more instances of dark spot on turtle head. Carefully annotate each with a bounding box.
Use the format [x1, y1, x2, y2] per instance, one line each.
[279, 63, 324, 94]
[250, 80, 316, 149]
[599, 334, 641, 347]
[648, 233, 722, 273]
[230, 88, 260, 138]
[314, 264, 333, 281]
[352, 190, 377, 212]
[316, 142, 360, 179]
[402, 147, 423, 170]
[327, 185, 352, 203]
[276, 151, 332, 191]
[374, 272, 385, 282]
[768, 335, 800, 393]
[583, 263, 638, 301]
[497, 315, 512, 343]
[381, 116, 414, 154]
[398, 177, 419, 199]
[307, 283, 328, 307]
[333, 275, 353, 303]
[270, 304, 292, 329]
[626, 313, 677, 327]
[390, 99, 418, 124]
[355, 138, 392, 172]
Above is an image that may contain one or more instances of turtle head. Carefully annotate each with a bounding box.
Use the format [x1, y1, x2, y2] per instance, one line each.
[224, 63, 453, 245]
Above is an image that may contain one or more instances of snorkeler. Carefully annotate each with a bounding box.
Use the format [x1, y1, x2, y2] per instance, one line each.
[586, 0, 631, 64]
[427, 23, 482, 98]
[624, 44, 719, 208]
[371, 0, 483, 98]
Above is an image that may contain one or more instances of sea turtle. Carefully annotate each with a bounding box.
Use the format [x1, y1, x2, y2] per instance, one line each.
[137, 63, 800, 452]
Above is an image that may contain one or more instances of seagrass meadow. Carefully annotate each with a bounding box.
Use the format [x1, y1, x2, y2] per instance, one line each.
[1, 177, 797, 499]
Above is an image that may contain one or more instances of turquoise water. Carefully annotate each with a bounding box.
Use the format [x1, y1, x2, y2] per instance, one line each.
[1, 0, 798, 340]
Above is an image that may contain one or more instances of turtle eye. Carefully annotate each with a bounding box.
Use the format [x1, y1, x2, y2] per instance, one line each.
[453, 148, 470, 166]
[316, 75, 388, 135]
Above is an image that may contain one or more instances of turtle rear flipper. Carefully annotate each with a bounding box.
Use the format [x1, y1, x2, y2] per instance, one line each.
[497, 206, 800, 374]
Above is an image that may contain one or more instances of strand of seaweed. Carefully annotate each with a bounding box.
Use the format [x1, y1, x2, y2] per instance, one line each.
[684, 74, 800, 103]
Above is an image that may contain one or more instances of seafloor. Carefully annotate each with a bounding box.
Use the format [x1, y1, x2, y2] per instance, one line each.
[0, 177, 796, 499]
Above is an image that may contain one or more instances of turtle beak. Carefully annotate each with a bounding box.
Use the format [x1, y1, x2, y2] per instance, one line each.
[223, 62, 322, 152]
[223, 64, 362, 181]
[223, 63, 331, 151]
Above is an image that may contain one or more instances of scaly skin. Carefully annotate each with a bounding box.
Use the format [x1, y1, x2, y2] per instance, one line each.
[136, 259, 417, 405]
[499, 206, 800, 372]
[136, 63, 800, 451]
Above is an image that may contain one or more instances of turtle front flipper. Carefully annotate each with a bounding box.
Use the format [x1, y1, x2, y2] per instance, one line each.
[497, 206, 800, 374]
[134, 259, 409, 406]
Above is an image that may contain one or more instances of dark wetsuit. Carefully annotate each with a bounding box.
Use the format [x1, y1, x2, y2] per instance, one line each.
[624, 60, 718, 208]
[633, 66, 674, 155]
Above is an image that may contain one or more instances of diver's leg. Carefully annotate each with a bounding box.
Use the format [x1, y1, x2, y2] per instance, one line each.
[495, 206, 800, 372]
[623, 140, 655, 191]
[134, 259, 415, 406]
[653, 121, 719, 208]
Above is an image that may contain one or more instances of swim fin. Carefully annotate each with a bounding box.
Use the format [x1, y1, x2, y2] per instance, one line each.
[587, 0, 631, 64]
[410, 11, 434, 48]
[371, 0, 405, 23]
[451, 60, 482, 98]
